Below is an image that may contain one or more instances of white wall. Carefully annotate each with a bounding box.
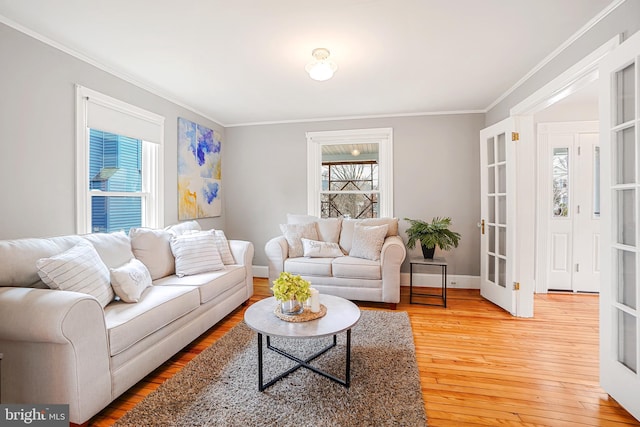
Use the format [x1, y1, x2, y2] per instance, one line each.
[0, 23, 225, 239]
[225, 113, 485, 276]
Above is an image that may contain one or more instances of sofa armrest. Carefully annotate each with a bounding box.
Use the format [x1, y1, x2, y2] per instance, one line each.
[229, 240, 255, 299]
[379, 235, 407, 304]
[265, 236, 288, 282]
[0, 287, 111, 424]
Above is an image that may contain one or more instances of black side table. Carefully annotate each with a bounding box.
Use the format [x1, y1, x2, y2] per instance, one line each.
[409, 257, 448, 307]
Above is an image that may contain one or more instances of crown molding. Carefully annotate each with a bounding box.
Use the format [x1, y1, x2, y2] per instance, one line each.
[0, 14, 225, 128]
[485, 0, 626, 112]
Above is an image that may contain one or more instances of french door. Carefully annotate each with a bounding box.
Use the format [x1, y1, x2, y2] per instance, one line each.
[480, 119, 516, 314]
[600, 30, 640, 421]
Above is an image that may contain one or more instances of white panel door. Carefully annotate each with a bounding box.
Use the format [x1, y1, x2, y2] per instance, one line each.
[547, 133, 575, 290]
[480, 118, 516, 314]
[600, 30, 640, 421]
[573, 132, 601, 292]
[539, 123, 600, 292]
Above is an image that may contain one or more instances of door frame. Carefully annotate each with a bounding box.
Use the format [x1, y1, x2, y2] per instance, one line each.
[536, 121, 600, 293]
[509, 35, 620, 299]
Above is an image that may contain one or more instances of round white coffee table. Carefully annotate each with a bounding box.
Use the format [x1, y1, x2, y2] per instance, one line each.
[244, 294, 361, 391]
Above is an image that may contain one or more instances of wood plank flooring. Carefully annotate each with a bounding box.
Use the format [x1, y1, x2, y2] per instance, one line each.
[89, 279, 639, 426]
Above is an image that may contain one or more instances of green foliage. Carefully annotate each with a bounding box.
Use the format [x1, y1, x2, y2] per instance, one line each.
[271, 272, 312, 302]
[404, 217, 461, 250]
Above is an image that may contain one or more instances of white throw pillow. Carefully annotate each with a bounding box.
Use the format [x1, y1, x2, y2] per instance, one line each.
[301, 238, 344, 258]
[213, 230, 235, 265]
[36, 241, 114, 308]
[340, 218, 399, 253]
[165, 220, 201, 236]
[286, 214, 343, 243]
[129, 228, 175, 280]
[170, 231, 224, 277]
[280, 223, 319, 258]
[110, 258, 152, 303]
[349, 224, 389, 261]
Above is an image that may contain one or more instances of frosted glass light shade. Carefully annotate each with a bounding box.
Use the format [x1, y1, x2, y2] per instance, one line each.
[305, 48, 337, 81]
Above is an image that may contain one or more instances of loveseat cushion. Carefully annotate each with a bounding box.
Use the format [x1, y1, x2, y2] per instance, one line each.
[152, 266, 245, 304]
[104, 285, 200, 356]
[332, 256, 382, 280]
[286, 214, 343, 243]
[284, 257, 333, 277]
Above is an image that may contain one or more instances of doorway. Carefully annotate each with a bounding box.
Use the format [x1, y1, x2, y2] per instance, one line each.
[536, 120, 600, 293]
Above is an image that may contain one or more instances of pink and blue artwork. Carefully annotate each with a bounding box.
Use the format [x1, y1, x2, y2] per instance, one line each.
[178, 117, 222, 219]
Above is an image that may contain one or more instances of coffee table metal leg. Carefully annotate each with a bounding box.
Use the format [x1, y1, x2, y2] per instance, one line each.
[257, 331, 352, 391]
[345, 329, 351, 387]
[257, 333, 265, 391]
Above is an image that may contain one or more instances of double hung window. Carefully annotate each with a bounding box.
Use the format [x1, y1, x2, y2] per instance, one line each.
[76, 86, 165, 233]
[307, 128, 393, 219]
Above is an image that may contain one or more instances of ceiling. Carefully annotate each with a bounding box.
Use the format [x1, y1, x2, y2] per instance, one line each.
[0, 0, 614, 126]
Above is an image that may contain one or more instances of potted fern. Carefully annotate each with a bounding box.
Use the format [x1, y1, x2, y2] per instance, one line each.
[404, 217, 461, 259]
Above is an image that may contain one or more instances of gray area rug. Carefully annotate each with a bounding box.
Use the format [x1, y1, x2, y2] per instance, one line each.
[115, 310, 427, 426]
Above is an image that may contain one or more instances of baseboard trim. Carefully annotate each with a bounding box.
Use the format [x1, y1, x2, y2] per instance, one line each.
[401, 272, 480, 289]
[253, 265, 269, 278]
[252, 266, 479, 289]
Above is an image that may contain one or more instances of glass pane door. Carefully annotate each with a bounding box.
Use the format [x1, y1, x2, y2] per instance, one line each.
[600, 31, 640, 421]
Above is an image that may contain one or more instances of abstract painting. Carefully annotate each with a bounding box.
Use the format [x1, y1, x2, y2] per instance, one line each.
[177, 117, 222, 219]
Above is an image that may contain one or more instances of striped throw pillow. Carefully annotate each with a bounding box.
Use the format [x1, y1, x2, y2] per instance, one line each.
[170, 231, 224, 277]
[36, 241, 114, 307]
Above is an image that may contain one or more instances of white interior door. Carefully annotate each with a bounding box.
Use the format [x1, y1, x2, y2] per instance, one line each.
[539, 122, 600, 292]
[480, 118, 516, 314]
[600, 30, 640, 421]
[573, 132, 601, 292]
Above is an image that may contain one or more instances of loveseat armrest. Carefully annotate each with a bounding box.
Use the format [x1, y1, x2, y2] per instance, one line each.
[265, 236, 288, 282]
[380, 235, 407, 304]
[0, 287, 111, 424]
[229, 240, 255, 299]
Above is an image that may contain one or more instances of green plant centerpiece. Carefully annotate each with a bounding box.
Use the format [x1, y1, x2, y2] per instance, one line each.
[404, 216, 461, 259]
[271, 272, 312, 315]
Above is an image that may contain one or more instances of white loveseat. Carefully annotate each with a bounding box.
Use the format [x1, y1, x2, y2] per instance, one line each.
[0, 221, 254, 426]
[265, 215, 405, 308]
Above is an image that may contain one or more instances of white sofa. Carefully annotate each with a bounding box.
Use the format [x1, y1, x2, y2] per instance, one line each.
[0, 222, 254, 426]
[265, 215, 405, 308]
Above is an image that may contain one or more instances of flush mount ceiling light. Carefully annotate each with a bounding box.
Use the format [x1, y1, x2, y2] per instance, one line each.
[305, 48, 337, 81]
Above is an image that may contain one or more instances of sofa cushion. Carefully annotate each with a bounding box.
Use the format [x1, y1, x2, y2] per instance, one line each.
[152, 265, 245, 304]
[36, 241, 114, 307]
[287, 214, 343, 243]
[349, 224, 388, 261]
[332, 256, 382, 280]
[301, 238, 344, 258]
[110, 258, 153, 303]
[284, 257, 333, 277]
[0, 235, 83, 287]
[170, 231, 224, 277]
[81, 231, 134, 269]
[280, 223, 319, 257]
[104, 285, 200, 356]
[340, 218, 399, 253]
[129, 228, 175, 280]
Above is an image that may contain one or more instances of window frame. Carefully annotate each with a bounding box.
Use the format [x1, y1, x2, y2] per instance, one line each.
[75, 85, 165, 234]
[306, 128, 393, 218]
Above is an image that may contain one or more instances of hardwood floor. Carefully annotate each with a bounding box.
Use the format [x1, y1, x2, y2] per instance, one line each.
[90, 279, 639, 426]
